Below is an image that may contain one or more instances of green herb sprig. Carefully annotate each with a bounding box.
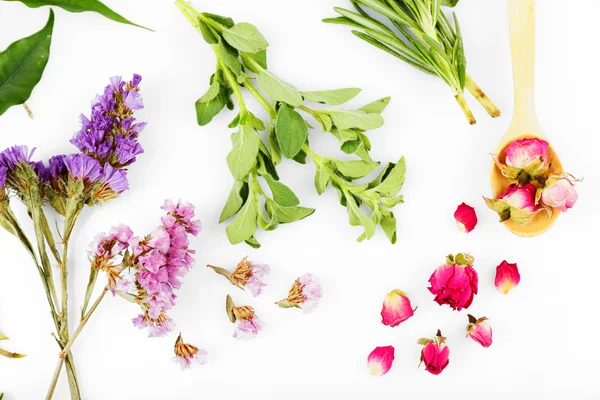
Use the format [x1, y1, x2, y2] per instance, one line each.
[177, 0, 406, 248]
[325, 0, 500, 125]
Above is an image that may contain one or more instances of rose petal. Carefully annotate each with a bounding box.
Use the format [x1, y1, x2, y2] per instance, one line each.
[454, 203, 478, 233]
[495, 261, 520, 295]
[367, 346, 395, 377]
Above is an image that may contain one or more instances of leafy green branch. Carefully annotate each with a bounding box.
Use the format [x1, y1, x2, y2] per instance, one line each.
[177, 0, 407, 246]
[325, 0, 500, 124]
[0, 0, 149, 118]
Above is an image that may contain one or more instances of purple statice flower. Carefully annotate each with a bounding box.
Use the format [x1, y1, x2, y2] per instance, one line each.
[48, 155, 67, 181]
[71, 74, 146, 168]
[0, 166, 7, 189]
[101, 164, 129, 194]
[64, 154, 103, 183]
[130, 200, 201, 337]
[0, 145, 36, 170]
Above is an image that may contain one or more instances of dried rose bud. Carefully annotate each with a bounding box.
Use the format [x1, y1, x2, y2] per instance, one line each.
[428, 253, 478, 311]
[276, 273, 322, 313]
[381, 289, 415, 327]
[466, 315, 493, 348]
[504, 138, 550, 176]
[207, 257, 270, 297]
[540, 176, 578, 212]
[495, 261, 520, 294]
[173, 333, 207, 369]
[484, 183, 541, 225]
[226, 295, 264, 340]
[454, 202, 478, 233]
[418, 330, 450, 375]
[367, 346, 395, 377]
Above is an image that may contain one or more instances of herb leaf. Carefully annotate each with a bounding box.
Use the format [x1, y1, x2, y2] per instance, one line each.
[195, 80, 228, 126]
[325, 109, 384, 130]
[0, 10, 54, 116]
[257, 70, 303, 106]
[359, 97, 391, 114]
[264, 174, 300, 207]
[7, 0, 149, 30]
[226, 197, 258, 244]
[226, 125, 261, 180]
[302, 88, 361, 106]
[223, 22, 269, 54]
[219, 180, 248, 223]
[275, 104, 308, 158]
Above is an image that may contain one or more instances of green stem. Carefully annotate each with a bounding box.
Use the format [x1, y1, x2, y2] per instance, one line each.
[465, 75, 501, 118]
[212, 46, 247, 113]
[80, 269, 98, 319]
[242, 79, 276, 118]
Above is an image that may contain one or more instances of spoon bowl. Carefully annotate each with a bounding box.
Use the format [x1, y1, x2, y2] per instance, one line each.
[490, 0, 564, 237]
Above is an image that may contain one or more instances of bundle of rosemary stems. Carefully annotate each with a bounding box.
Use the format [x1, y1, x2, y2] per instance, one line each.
[325, 0, 500, 125]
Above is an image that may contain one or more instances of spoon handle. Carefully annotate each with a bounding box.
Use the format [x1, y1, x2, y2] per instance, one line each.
[507, 0, 540, 131]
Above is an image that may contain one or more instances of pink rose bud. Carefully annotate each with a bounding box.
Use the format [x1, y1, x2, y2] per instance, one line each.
[367, 345, 395, 377]
[418, 330, 450, 375]
[428, 253, 478, 311]
[495, 260, 520, 295]
[381, 289, 415, 327]
[454, 202, 478, 233]
[540, 176, 578, 212]
[466, 315, 493, 348]
[504, 138, 550, 176]
[498, 184, 537, 212]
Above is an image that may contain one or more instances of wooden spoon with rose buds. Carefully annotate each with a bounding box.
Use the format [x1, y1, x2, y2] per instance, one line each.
[490, 0, 564, 237]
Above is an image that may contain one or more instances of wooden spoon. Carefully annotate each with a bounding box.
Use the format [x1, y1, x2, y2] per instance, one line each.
[490, 0, 563, 237]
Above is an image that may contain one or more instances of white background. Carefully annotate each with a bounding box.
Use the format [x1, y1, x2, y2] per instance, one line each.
[0, 1, 598, 399]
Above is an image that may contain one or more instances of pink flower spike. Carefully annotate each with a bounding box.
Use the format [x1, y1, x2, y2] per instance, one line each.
[173, 333, 208, 369]
[454, 203, 478, 233]
[367, 346, 395, 377]
[466, 315, 493, 348]
[495, 261, 520, 295]
[381, 289, 414, 327]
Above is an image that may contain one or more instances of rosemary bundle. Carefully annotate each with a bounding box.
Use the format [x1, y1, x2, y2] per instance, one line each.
[177, 0, 406, 248]
[325, 0, 500, 124]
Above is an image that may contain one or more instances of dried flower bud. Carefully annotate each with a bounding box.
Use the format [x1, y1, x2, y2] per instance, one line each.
[381, 289, 415, 327]
[454, 202, 477, 233]
[466, 315, 493, 348]
[207, 256, 270, 296]
[418, 330, 450, 375]
[173, 333, 207, 369]
[428, 253, 478, 311]
[540, 175, 578, 212]
[276, 273, 322, 313]
[495, 261, 520, 295]
[226, 295, 264, 340]
[367, 346, 395, 377]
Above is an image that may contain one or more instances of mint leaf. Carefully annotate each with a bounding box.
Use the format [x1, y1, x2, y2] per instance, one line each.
[219, 180, 248, 223]
[333, 160, 380, 179]
[264, 174, 300, 207]
[326, 109, 384, 130]
[359, 97, 391, 114]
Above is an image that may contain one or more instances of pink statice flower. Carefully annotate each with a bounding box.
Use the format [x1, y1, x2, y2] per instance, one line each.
[88, 224, 133, 292]
[173, 333, 208, 369]
[226, 296, 264, 340]
[367, 346, 395, 377]
[207, 256, 270, 297]
[381, 289, 415, 327]
[466, 315, 493, 348]
[276, 273, 322, 313]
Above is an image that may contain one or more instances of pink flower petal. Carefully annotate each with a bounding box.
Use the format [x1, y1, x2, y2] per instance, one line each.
[454, 203, 478, 233]
[495, 261, 520, 295]
[381, 290, 414, 327]
[367, 346, 395, 377]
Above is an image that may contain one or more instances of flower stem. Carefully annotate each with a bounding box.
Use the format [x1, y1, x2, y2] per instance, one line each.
[454, 92, 476, 125]
[465, 75, 501, 118]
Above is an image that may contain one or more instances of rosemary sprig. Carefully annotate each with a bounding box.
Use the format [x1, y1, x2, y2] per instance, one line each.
[176, 0, 406, 247]
[325, 0, 500, 124]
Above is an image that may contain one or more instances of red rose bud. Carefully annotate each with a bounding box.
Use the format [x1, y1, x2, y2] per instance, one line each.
[466, 315, 493, 348]
[495, 260, 520, 295]
[454, 202, 478, 233]
[418, 330, 449, 375]
[428, 253, 478, 311]
[367, 346, 395, 377]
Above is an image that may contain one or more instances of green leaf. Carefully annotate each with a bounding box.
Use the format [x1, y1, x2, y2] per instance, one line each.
[197, 19, 218, 44]
[226, 197, 258, 244]
[452, 14, 466, 90]
[219, 180, 248, 223]
[275, 104, 308, 158]
[202, 12, 234, 28]
[442, 0, 460, 7]
[257, 70, 303, 106]
[218, 40, 242, 77]
[347, 197, 376, 241]
[301, 88, 361, 106]
[226, 125, 261, 179]
[292, 149, 307, 164]
[341, 140, 361, 155]
[222, 22, 269, 54]
[257, 147, 279, 180]
[267, 200, 315, 223]
[245, 235, 261, 248]
[359, 97, 391, 114]
[334, 160, 380, 179]
[0, 10, 53, 116]
[369, 157, 406, 196]
[264, 174, 300, 207]
[380, 213, 397, 244]
[7, 0, 149, 30]
[325, 109, 384, 130]
[195, 84, 228, 126]
[314, 167, 330, 195]
[241, 111, 265, 131]
[269, 129, 282, 165]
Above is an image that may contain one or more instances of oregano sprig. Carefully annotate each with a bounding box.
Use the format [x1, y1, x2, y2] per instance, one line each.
[176, 0, 406, 247]
[325, 0, 500, 125]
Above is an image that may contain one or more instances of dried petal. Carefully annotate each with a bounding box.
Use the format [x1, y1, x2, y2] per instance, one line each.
[367, 346, 395, 377]
[454, 202, 478, 233]
[381, 289, 414, 327]
[495, 261, 520, 295]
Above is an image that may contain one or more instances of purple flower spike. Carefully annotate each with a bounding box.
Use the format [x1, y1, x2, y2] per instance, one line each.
[115, 135, 144, 166]
[48, 155, 67, 181]
[64, 154, 103, 183]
